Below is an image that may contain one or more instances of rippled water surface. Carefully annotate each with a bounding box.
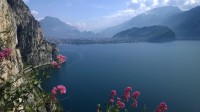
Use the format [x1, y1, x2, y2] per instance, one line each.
[42, 41, 200, 112]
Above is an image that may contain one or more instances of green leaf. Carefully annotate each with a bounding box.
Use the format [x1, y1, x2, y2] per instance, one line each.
[4, 94, 8, 99]
[34, 80, 39, 85]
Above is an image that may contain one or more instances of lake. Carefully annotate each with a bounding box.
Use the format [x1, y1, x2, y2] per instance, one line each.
[42, 41, 200, 112]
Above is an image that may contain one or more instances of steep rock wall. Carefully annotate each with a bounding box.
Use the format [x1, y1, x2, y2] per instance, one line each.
[0, 0, 23, 83]
[7, 0, 58, 67]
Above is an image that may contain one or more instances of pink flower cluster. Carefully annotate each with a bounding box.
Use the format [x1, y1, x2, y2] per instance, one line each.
[111, 90, 116, 98]
[104, 87, 167, 111]
[123, 87, 132, 101]
[110, 90, 117, 104]
[57, 54, 66, 64]
[51, 61, 61, 68]
[109, 89, 126, 109]
[132, 91, 140, 108]
[51, 54, 66, 68]
[0, 48, 12, 60]
[156, 102, 168, 112]
[117, 100, 125, 109]
[51, 85, 66, 100]
[108, 87, 140, 110]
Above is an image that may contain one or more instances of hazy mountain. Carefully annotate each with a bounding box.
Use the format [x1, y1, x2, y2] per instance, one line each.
[113, 26, 176, 42]
[163, 6, 200, 39]
[40, 16, 98, 39]
[40, 16, 81, 38]
[99, 6, 182, 37]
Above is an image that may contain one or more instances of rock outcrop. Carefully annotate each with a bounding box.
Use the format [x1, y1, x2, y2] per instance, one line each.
[7, 0, 58, 67]
[0, 0, 23, 82]
[0, 0, 60, 111]
[0, 0, 58, 83]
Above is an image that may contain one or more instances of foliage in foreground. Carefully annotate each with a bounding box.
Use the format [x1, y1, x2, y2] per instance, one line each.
[0, 48, 66, 111]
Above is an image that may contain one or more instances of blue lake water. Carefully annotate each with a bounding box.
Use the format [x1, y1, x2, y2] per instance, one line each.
[42, 41, 200, 112]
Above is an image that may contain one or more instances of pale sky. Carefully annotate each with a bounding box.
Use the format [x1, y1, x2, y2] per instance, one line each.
[24, 0, 200, 31]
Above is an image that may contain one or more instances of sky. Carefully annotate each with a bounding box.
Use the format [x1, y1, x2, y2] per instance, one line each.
[23, 0, 200, 31]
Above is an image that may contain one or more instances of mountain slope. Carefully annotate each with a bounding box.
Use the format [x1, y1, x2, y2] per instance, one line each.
[164, 6, 200, 39]
[113, 26, 176, 42]
[40, 16, 81, 38]
[100, 6, 182, 37]
[40, 16, 98, 38]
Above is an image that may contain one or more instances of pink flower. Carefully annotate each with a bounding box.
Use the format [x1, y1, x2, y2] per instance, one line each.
[132, 91, 140, 99]
[156, 108, 163, 112]
[117, 97, 121, 101]
[132, 101, 138, 108]
[125, 87, 132, 92]
[51, 87, 58, 95]
[0, 52, 5, 60]
[159, 102, 167, 111]
[57, 54, 66, 64]
[123, 91, 130, 101]
[123, 87, 132, 101]
[2, 48, 12, 57]
[156, 102, 167, 112]
[111, 90, 116, 98]
[110, 99, 114, 103]
[51, 61, 60, 68]
[57, 85, 66, 94]
[51, 85, 66, 100]
[51, 61, 56, 66]
[117, 101, 125, 109]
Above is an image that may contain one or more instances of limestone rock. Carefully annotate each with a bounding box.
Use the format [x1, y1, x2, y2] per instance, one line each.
[7, 0, 58, 67]
[0, 0, 23, 83]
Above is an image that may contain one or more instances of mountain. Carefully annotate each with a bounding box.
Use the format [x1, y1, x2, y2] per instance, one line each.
[113, 26, 176, 42]
[100, 6, 182, 37]
[40, 16, 98, 38]
[163, 6, 200, 39]
[40, 16, 81, 38]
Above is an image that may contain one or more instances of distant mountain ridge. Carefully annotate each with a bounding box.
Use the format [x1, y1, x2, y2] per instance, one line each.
[163, 6, 200, 39]
[40, 16, 97, 38]
[100, 6, 200, 40]
[99, 6, 182, 37]
[113, 26, 176, 42]
[40, 16, 81, 38]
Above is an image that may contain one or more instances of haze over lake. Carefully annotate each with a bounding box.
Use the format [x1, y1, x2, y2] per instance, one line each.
[42, 41, 200, 112]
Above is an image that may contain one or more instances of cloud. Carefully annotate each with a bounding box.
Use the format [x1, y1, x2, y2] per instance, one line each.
[62, 20, 87, 31]
[31, 10, 39, 16]
[101, 9, 136, 26]
[30, 10, 44, 21]
[91, 0, 200, 31]
[127, 0, 200, 11]
[74, 22, 87, 31]
[37, 17, 44, 21]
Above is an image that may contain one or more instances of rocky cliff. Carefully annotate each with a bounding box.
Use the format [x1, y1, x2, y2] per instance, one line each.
[7, 0, 58, 67]
[0, 0, 58, 83]
[0, 0, 61, 111]
[0, 0, 23, 82]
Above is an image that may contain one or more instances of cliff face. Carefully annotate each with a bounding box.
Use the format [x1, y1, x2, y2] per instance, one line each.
[0, 1, 61, 111]
[1, 0, 58, 80]
[7, 0, 58, 67]
[0, 0, 23, 82]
